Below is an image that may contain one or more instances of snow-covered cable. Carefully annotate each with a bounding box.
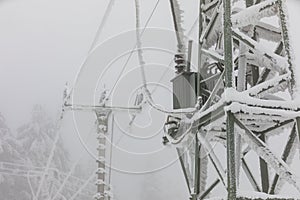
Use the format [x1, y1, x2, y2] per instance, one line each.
[150, 16, 198, 95]
[107, 0, 161, 100]
[134, 0, 148, 91]
[134, 0, 195, 115]
[88, 0, 116, 52]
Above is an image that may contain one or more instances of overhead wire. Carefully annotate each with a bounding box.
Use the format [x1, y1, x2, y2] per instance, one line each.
[106, 0, 161, 100]
[150, 16, 199, 95]
[134, 0, 196, 115]
[35, 0, 117, 199]
[5, 0, 198, 199]
[88, 0, 116, 52]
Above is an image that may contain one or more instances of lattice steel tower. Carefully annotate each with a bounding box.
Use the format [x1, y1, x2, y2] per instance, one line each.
[164, 0, 300, 199]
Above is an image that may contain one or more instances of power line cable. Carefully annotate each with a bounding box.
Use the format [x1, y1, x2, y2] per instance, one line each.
[134, 0, 195, 115]
[107, 0, 161, 99]
[88, 0, 116, 52]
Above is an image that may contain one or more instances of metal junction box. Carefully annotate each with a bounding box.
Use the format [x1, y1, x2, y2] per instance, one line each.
[171, 72, 197, 109]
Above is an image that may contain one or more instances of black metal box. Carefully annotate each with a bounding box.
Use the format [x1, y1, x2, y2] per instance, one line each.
[171, 72, 197, 109]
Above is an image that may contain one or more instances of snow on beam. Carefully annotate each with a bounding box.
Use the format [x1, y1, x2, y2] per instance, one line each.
[236, 113, 285, 123]
[245, 73, 290, 97]
[225, 88, 300, 111]
[232, 0, 278, 28]
[233, 117, 300, 193]
[226, 102, 300, 119]
[248, 78, 287, 99]
[232, 30, 288, 72]
[237, 192, 297, 200]
[192, 92, 299, 131]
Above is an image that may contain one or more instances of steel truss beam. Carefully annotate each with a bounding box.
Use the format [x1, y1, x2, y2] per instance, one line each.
[165, 0, 300, 199]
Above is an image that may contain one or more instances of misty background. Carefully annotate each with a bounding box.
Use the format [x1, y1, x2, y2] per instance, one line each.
[1, 0, 300, 199]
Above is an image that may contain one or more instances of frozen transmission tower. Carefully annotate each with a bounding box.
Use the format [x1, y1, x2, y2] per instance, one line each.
[165, 0, 300, 199]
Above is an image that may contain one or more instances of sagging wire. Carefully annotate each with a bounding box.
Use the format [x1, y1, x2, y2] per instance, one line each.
[106, 0, 161, 100]
[134, 0, 196, 115]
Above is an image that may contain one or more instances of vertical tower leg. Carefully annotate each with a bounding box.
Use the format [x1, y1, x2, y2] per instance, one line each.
[194, 1, 203, 199]
[223, 0, 236, 199]
[197, 0, 203, 99]
[192, 136, 200, 200]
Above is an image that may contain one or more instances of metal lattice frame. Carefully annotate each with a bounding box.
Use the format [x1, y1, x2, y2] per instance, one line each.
[95, 110, 112, 200]
[63, 103, 140, 200]
[166, 0, 300, 199]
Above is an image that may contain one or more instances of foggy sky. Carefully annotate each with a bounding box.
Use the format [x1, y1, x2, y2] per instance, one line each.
[1, 0, 300, 199]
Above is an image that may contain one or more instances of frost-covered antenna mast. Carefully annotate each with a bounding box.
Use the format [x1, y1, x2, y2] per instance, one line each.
[164, 0, 300, 199]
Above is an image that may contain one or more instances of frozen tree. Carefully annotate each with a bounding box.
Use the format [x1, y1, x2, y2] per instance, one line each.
[15, 105, 70, 171]
[0, 105, 72, 199]
[0, 112, 32, 200]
